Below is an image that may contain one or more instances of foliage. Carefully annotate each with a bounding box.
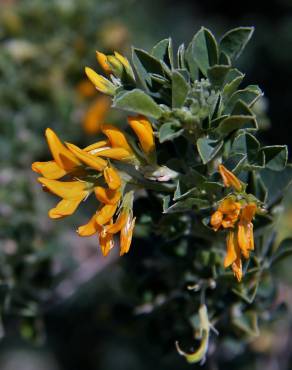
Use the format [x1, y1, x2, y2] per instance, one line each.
[30, 25, 292, 365]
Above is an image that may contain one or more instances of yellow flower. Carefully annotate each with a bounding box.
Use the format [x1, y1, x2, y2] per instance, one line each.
[66, 142, 107, 171]
[211, 196, 257, 281]
[94, 186, 121, 205]
[32, 160, 67, 180]
[102, 124, 133, 153]
[95, 203, 118, 225]
[218, 164, 242, 192]
[78, 212, 99, 236]
[84, 140, 109, 152]
[224, 230, 242, 282]
[38, 178, 89, 219]
[103, 166, 121, 190]
[237, 203, 256, 258]
[98, 229, 114, 257]
[83, 96, 111, 135]
[93, 147, 133, 161]
[85, 67, 116, 95]
[96, 51, 112, 74]
[120, 210, 136, 256]
[128, 115, 155, 155]
[32, 128, 80, 179]
[210, 197, 241, 231]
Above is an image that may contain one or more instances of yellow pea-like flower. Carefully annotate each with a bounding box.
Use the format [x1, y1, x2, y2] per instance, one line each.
[102, 124, 133, 152]
[32, 160, 66, 180]
[96, 51, 112, 74]
[66, 142, 107, 171]
[85, 67, 116, 95]
[94, 186, 121, 205]
[128, 115, 155, 155]
[103, 166, 121, 190]
[218, 164, 242, 192]
[45, 128, 81, 171]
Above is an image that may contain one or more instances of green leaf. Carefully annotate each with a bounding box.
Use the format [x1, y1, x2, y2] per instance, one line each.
[159, 121, 184, 143]
[172, 70, 189, 108]
[113, 89, 163, 118]
[185, 42, 199, 80]
[197, 137, 223, 164]
[191, 27, 219, 76]
[151, 38, 173, 67]
[215, 115, 257, 136]
[224, 85, 263, 114]
[232, 132, 259, 154]
[177, 43, 186, 69]
[134, 48, 164, 76]
[207, 64, 231, 88]
[164, 197, 210, 213]
[260, 165, 292, 206]
[220, 27, 255, 61]
[232, 132, 264, 168]
[260, 145, 288, 171]
[219, 51, 231, 65]
[270, 238, 292, 266]
[223, 69, 245, 99]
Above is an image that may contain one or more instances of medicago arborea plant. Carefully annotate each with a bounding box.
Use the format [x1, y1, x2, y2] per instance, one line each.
[32, 27, 291, 364]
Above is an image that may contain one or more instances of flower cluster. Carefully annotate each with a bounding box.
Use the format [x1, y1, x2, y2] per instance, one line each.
[211, 165, 257, 281]
[32, 107, 155, 256]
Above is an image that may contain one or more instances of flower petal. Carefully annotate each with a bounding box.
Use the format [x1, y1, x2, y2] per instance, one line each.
[104, 166, 121, 190]
[38, 178, 87, 199]
[66, 142, 107, 171]
[78, 213, 100, 236]
[94, 186, 121, 205]
[128, 115, 155, 154]
[95, 203, 118, 225]
[224, 231, 238, 267]
[49, 197, 83, 219]
[102, 124, 133, 152]
[45, 128, 80, 170]
[219, 164, 242, 192]
[32, 161, 66, 179]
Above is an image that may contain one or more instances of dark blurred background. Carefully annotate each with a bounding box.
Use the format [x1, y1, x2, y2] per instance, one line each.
[0, 0, 291, 369]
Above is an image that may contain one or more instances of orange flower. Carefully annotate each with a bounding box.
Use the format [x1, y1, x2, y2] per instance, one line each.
[83, 96, 111, 135]
[218, 164, 242, 192]
[128, 115, 155, 155]
[94, 186, 121, 205]
[237, 203, 256, 258]
[103, 166, 121, 190]
[32, 128, 80, 179]
[120, 210, 136, 256]
[211, 196, 257, 281]
[66, 142, 107, 171]
[38, 178, 90, 219]
[101, 124, 133, 153]
[96, 51, 112, 75]
[210, 197, 241, 231]
[224, 230, 242, 282]
[85, 67, 116, 95]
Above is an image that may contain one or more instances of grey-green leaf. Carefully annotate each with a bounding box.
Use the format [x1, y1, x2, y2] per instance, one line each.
[260, 145, 288, 171]
[220, 27, 255, 61]
[191, 27, 219, 76]
[113, 89, 163, 118]
[172, 70, 189, 108]
[197, 137, 223, 164]
[159, 121, 184, 143]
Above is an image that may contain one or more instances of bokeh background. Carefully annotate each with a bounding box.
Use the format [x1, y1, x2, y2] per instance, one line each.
[0, 0, 291, 369]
